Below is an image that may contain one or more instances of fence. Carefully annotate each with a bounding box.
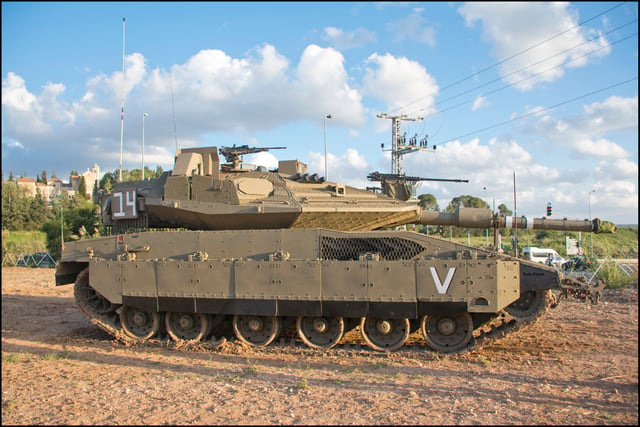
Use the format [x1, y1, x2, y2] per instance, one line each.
[2, 252, 57, 268]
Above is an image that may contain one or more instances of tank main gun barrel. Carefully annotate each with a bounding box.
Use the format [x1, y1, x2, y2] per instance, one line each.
[419, 207, 616, 234]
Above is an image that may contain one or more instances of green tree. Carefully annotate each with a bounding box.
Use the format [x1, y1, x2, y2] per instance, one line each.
[77, 176, 87, 199]
[8, 171, 14, 181]
[99, 172, 117, 193]
[2, 182, 30, 230]
[418, 193, 439, 211]
[40, 170, 48, 185]
[43, 197, 102, 260]
[28, 193, 50, 229]
[498, 203, 512, 216]
[127, 168, 143, 181]
[445, 195, 490, 212]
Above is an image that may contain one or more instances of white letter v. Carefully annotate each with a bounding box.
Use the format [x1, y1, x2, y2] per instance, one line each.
[429, 267, 456, 294]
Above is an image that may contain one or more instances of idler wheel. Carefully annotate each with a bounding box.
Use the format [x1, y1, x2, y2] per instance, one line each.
[165, 312, 211, 341]
[296, 316, 345, 349]
[119, 305, 161, 341]
[74, 268, 119, 315]
[233, 315, 281, 347]
[421, 313, 473, 353]
[360, 318, 410, 352]
[504, 289, 552, 322]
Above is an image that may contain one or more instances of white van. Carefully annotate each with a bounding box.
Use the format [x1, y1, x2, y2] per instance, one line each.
[523, 247, 564, 267]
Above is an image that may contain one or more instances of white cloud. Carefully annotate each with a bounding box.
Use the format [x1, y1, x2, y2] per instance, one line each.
[458, 2, 611, 91]
[362, 53, 439, 114]
[582, 95, 638, 132]
[1, 44, 371, 181]
[471, 96, 488, 111]
[385, 8, 437, 47]
[307, 148, 370, 186]
[246, 151, 279, 170]
[594, 158, 638, 181]
[522, 95, 636, 158]
[2, 72, 55, 136]
[322, 27, 377, 50]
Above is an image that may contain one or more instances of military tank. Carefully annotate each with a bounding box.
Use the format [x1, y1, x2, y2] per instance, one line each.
[55, 145, 615, 353]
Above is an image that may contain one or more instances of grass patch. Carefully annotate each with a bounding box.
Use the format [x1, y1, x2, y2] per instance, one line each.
[40, 351, 70, 361]
[296, 376, 308, 390]
[374, 361, 390, 369]
[477, 357, 490, 367]
[2, 230, 47, 257]
[2, 353, 23, 364]
[597, 260, 637, 289]
[243, 365, 259, 376]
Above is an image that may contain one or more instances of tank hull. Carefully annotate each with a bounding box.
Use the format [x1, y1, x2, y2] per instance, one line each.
[56, 228, 565, 352]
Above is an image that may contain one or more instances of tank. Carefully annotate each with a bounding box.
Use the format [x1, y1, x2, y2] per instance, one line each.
[55, 145, 615, 353]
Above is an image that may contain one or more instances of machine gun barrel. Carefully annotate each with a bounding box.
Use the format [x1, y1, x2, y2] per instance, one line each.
[219, 145, 287, 168]
[367, 171, 469, 183]
[418, 207, 616, 234]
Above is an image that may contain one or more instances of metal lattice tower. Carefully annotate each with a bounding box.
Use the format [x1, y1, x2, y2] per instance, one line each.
[377, 113, 432, 175]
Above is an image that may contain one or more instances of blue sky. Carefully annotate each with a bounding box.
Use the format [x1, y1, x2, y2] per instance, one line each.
[2, 1, 638, 224]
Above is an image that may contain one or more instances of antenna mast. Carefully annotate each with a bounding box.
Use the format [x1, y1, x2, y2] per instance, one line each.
[170, 72, 178, 152]
[118, 17, 126, 182]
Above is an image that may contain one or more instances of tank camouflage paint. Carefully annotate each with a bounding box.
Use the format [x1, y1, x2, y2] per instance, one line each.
[56, 145, 614, 353]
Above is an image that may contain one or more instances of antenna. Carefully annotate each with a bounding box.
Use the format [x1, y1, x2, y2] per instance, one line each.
[118, 17, 126, 182]
[170, 72, 178, 152]
[513, 171, 518, 257]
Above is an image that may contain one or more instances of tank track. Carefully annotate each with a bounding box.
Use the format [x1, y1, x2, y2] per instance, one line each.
[73, 268, 559, 354]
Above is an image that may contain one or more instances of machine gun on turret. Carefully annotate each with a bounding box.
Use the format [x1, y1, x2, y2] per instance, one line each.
[219, 145, 286, 171]
[367, 171, 469, 201]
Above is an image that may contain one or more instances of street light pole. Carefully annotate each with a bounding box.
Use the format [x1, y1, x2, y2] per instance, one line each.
[323, 114, 332, 181]
[142, 113, 148, 180]
[60, 204, 64, 252]
[483, 186, 488, 247]
[588, 188, 598, 256]
[119, 17, 126, 183]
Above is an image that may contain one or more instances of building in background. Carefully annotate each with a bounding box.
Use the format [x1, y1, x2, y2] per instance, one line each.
[5, 163, 100, 204]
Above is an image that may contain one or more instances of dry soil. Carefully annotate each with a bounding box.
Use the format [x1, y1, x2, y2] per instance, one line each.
[1, 267, 638, 425]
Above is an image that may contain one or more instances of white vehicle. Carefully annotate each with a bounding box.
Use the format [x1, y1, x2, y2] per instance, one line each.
[523, 247, 565, 267]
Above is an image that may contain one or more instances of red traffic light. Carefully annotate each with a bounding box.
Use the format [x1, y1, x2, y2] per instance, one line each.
[546, 202, 552, 216]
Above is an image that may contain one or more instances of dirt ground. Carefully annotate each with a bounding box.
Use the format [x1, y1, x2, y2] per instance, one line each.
[1, 267, 637, 425]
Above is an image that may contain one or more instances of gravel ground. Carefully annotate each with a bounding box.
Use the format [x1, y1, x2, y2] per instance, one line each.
[1, 267, 638, 425]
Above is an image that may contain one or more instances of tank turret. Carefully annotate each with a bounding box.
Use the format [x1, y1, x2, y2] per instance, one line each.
[102, 145, 615, 235]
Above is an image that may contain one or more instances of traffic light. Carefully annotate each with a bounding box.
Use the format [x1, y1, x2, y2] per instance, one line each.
[546, 202, 552, 216]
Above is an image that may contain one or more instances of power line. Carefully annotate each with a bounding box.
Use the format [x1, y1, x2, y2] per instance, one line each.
[412, 31, 637, 118]
[386, 2, 627, 115]
[431, 76, 637, 146]
[409, 21, 637, 117]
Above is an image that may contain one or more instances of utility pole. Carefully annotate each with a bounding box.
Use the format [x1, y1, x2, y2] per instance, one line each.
[60, 204, 64, 252]
[376, 113, 428, 175]
[323, 114, 332, 180]
[513, 171, 518, 257]
[142, 113, 149, 180]
[119, 17, 126, 182]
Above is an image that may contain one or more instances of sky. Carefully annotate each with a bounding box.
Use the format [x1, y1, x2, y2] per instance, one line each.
[2, 1, 638, 224]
